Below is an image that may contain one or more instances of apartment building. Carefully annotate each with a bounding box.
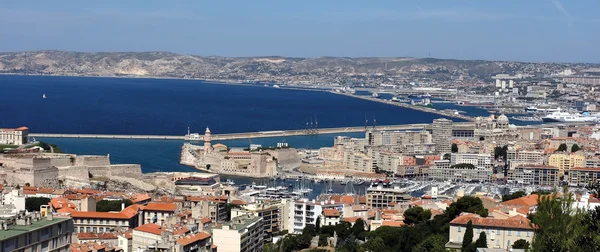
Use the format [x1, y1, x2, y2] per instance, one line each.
[230, 200, 285, 243]
[289, 199, 343, 234]
[343, 151, 374, 173]
[189, 196, 228, 223]
[140, 202, 178, 225]
[432, 118, 453, 154]
[430, 158, 492, 182]
[366, 185, 411, 208]
[0, 212, 73, 252]
[569, 167, 600, 186]
[212, 215, 263, 252]
[548, 153, 585, 173]
[508, 165, 560, 186]
[506, 150, 543, 168]
[70, 204, 140, 233]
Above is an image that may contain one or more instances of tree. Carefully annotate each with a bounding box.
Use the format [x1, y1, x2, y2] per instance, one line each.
[318, 235, 329, 247]
[360, 237, 385, 252]
[443, 153, 451, 160]
[502, 191, 526, 202]
[303, 224, 317, 237]
[403, 206, 432, 225]
[451, 143, 458, 153]
[462, 220, 473, 249]
[320, 225, 335, 236]
[351, 218, 366, 241]
[25, 197, 51, 212]
[557, 143, 568, 152]
[474, 231, 487, 248]
[445, 196, 488, 219]
[512, 239, 530, 250]
[206, 164, 211, 170]
[531, 188, 587, 252]
[315, 216, 321, 234]
[572, 144, 581, 152]
[24, 182, 30, 187]
[96, 199, 133, 212]
[334, 221, 353, 241]
[411, 234, 448, 252]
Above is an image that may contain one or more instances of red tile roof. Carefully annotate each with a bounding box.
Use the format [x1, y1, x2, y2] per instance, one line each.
[501, 194, 541, 208]
[230, 199, 247, 205]
[450, 213, 533, 230]
[134, 224, 163, 236]
[142, 202, 177, 212]
[381, 220, 405, 227]
[176, 232, 211, 246]
[323, 209, 340, 217]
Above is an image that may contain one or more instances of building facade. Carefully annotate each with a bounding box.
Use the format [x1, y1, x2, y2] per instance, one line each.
[0, 126, 29, 145]
[447, 214, 534, 250]
[212, 215, 264, 252]
[432, 118, 453, 154]
[0, 213, 73, 252]
[366, 185, 411, 208]
[508, 165, 560, 186]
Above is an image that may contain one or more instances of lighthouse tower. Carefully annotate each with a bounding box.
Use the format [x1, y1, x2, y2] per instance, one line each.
[203, 127, 212, 154]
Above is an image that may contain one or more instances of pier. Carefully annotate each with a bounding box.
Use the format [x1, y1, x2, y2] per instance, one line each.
[331, 91, 475, 121]
[30, 123, 446, 141]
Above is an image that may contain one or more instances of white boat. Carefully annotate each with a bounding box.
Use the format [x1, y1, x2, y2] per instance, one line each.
[372, 93, 380, 98]
[273, 85, 280, 88]
[42, 94, 46, 99]
[542, 111, 596, 123]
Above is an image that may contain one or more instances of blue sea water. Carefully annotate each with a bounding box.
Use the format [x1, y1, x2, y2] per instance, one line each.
[0, 75, 463, 135]
[36, 132, 365, 173]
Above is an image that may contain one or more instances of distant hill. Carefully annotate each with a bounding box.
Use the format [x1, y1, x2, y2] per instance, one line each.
[0, 50, 597, 81]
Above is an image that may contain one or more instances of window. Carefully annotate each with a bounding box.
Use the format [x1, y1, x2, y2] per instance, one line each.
[99, 227, 104, 232]
[508, 240, 511, 246]
[508, 230, 512, 236]
[458, 226, 462, 232]
[527, 231, 531, 237]
[517, 231, 521, 237]
[58, 223, 62, 234]
[496, 239, 500, 246]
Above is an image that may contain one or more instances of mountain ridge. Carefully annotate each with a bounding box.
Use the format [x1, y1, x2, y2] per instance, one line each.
[1, 50, 597, 82]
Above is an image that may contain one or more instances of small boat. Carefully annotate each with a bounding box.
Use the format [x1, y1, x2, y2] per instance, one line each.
[42, 94, 46, 99]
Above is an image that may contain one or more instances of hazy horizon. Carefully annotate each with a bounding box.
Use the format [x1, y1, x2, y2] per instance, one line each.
[1, 0, 599, 63]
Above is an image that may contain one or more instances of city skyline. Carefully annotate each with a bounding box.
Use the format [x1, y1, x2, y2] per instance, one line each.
[1, 0, 599, 63]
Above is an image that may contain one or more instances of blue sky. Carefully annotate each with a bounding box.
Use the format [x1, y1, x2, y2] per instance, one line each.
[1, 0, 599, 62]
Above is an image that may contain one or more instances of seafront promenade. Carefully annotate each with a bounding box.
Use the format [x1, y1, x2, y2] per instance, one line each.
[30, 123, 442, 140]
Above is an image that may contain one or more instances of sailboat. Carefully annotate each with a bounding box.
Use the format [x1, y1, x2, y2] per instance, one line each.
[42, 94, 46, 99]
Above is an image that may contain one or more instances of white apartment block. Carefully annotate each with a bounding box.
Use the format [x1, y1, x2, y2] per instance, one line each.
[288, 199, 343, 234]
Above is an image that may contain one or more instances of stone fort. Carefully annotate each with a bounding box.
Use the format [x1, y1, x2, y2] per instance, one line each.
[0, 153, 142, 187]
